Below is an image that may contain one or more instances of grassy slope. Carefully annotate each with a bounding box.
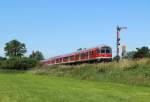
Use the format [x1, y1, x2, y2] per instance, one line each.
[0, 72, 150, 102]
[38, 59, 150, 86]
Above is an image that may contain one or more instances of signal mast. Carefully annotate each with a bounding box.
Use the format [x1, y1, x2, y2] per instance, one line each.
[116, 26, 127, 61]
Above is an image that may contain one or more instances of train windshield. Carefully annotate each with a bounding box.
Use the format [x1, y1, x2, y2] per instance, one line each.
[101, 49, 105, 53]
[97, 47, 112, 54]
[106, 49, 111, 54]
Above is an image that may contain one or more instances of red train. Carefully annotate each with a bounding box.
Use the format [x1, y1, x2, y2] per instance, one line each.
[42, 45, 112, 65]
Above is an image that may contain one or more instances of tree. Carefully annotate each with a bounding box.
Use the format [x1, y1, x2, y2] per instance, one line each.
[4, 40, 27, 58]
[0, 56, 6, 61]
[123, 51, 136, 59]
[29, 51, 44, 61]
[133, 46, 150, 59]
[113, 55, 120, 61]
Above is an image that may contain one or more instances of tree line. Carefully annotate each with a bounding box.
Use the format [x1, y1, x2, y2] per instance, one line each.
[0, 39, 44, 70]
[123, 46, 150, 59]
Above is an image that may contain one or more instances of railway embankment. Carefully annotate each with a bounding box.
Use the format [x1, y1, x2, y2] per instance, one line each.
[36, 59, 150, 86]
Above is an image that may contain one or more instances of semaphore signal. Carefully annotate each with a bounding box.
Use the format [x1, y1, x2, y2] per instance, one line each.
[116, 26, 127, 61]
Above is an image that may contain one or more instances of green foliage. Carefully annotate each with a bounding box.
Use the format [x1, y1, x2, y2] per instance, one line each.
[113, 56, 120, 61]
[117, 46, 150, 60]
[4, 39, 27, 58]
[133, 46, 150, 59]
[123, 51, 136, 59]
[29, 51, 44, 61]
[0, 58, 37, 70]
[0, 56, 7, 61]
[0, 39, 38, 70]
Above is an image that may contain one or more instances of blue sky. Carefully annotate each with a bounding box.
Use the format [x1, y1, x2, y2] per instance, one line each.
[0, 0, 150, 58]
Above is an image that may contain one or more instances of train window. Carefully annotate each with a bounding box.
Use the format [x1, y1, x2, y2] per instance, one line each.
[101, 49, 105, 54]
[81, 53, 84, 57]
[70, 56, 74, 60]
[56, 59, 59, 63]
[86, 52, 88, 56]
[75, 55, 79, 58]
[60, 58, 62, 62]
[106, 49, 111, 54]
[90, 51, 94, 55]
[63, 57, 69, 61]
[81, 53, 86, 58]
[97, 49, 100, 53]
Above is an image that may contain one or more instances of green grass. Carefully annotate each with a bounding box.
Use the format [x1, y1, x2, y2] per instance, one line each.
[37, 59, 150, 86]
[0, 72, 150, 102]
[0, 59, 150, 102]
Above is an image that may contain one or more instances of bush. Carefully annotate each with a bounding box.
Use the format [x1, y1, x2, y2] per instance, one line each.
[0, 56, 7, 61]
[0, 57, 37, 70]
[133, 47, 150, 59]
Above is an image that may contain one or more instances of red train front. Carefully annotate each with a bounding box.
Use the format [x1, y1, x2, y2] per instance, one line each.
[42, 45, 112, 65]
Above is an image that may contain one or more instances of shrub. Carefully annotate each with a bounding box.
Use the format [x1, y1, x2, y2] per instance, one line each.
[0, 56, 7, 61]
[0, 57, 37, 70]
[133, 47, 150, 59]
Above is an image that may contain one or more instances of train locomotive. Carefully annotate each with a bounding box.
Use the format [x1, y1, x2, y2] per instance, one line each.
[42, 45, 112, 65]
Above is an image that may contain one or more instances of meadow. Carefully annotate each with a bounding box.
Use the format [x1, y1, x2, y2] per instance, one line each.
[0, 72, 150, 102]
[0, 59, 150, 102]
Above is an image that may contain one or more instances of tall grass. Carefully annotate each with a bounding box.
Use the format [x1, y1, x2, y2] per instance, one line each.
[36, 59, 150, 86]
